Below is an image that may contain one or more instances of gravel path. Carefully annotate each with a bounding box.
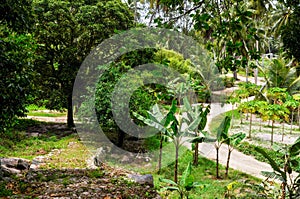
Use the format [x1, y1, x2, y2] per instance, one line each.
[182, 73, 293, 181]
[255, 133, 298, 145]
[182, 101, 277, 180]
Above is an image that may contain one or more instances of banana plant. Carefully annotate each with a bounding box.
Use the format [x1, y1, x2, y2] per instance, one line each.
[215, 116, 231, 179]
[133, 103, 170, 173]
[165, 100, 205, 183]
[223, 132, 246, 178]
[255, 136, 300, 199]
[160, 162, 204, 199]
[182, 97, 210, 166]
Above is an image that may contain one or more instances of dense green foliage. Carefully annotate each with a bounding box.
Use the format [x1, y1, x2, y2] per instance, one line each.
[0, 28, 37, 133]
[32, 0, 134, 127]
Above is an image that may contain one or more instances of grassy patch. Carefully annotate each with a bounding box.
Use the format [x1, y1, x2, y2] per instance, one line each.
[26, 104, 47, 111]
[152, 149, 261, 198]
[0, 133, 77, 160]
[236, 142, 285, 166]
[26, 104, 67, 117]
[0, 119, 77, 160]
[40, 140, 91, 169]
[27, 111, 66, 117]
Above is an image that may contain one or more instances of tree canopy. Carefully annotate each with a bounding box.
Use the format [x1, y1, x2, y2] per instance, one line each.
[32, 0, 134, 127]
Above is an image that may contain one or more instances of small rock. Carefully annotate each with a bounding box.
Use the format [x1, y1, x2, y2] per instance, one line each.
[127, 174, 154, 187]
[0, 157, 31, 176]
[121, 156, 130, 163]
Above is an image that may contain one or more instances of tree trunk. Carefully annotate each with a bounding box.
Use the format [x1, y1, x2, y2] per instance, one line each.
[249, 113, 252, 138]
[246, 65, 249, 83]
[298, 106, 300, 130]
[216, 147, 220, 179]
[281, 182, 286, 199]
[291, 110, 294, 134]
[193, 142, 199, 166]
[225, 148, 232, 178]
[282, 161, 287, 199]
[259, 118, 262, 131]
[67, 94, 74, 128]
[233, 70, 238, 80]
[158, 135, 163, 173]
[231, 105, 234, 128]
[254, 68, 258, 85]
[240, 112, 243, 124]
[117, 127, 125, 147]
[174, 144, 179, 183]
[271, 120, 274, 145]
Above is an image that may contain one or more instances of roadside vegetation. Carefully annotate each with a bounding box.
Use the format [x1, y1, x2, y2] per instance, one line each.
[1, 0, 300, 198]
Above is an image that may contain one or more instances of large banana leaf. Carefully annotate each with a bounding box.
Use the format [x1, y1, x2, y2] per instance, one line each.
[255, 146, 286, 180]
[261, 171, 284, 181]
[132, 111, 166, 133]
[199, 106, 209, 131]
[180, 162, 193, 189]
[216, 116, 231, 142]
[224, 132, 246, 146]
[289, 136, 300, 157]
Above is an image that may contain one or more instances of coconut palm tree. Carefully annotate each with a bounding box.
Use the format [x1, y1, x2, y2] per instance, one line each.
[259, 57, 300, 95]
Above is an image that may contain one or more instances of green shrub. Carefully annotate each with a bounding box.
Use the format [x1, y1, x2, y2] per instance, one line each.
[0, 182, 13, 197]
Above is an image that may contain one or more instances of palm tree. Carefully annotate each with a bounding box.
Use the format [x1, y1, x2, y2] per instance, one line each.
[259, 57, 300, 95]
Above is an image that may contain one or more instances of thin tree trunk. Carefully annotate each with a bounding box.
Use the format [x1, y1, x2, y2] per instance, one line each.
[291, 110, 294, 134]
[246, 65, 249, 83]
[259, 117, 262, 131]
[174, 144, 179, 183]
[67, 94, 74, 128]
[249, 113, 252, 138]
[117, 127, 125, 147]
[282, 161, 287, 199]
[231, 105, 234, 128]
[225, 148, 232, 178]
[254, 68, 258, 85]
[193, 142, 199, 166]
[158, 135, 163, 173]
[271, 120, 274, 145]
[298, 106, 300, 130]
[233, 70, 238, 80]
[216, 147, 220, 179]
[281, 182, 286, 199]
[240, 112, 243, 124]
